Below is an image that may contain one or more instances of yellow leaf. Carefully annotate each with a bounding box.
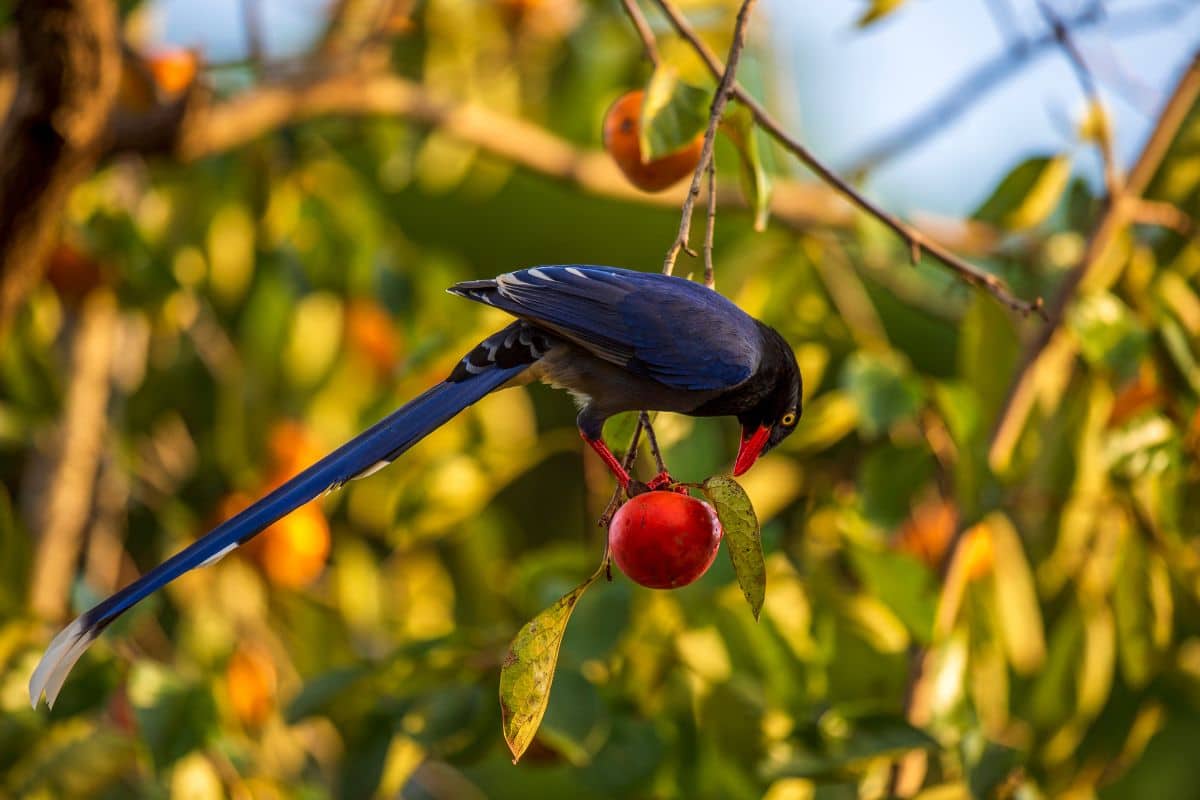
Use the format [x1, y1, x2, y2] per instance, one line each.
[499, 566, 602, 763]
[987, 513, 1046, 674]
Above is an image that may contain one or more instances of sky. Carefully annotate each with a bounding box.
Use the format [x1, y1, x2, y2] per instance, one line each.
[153, 0, 1200, 216]
[764, 0, 1200, 214]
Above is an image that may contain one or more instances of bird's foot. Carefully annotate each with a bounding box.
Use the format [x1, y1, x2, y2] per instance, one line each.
[646, 471, 673, 490]
[646, 471, 688, 493]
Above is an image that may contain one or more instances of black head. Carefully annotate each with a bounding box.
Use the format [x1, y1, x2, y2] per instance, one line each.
[733, 325, 802, 476]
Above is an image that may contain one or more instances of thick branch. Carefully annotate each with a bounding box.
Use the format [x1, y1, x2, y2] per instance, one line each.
[0, 0, 122, 335]
[107, 68, 857, 233]
[652, 0, 1042, 315]
[989, 52, 1200, 469]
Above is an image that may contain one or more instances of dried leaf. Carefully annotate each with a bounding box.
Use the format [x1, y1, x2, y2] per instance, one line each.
[499, 567, 602, 763]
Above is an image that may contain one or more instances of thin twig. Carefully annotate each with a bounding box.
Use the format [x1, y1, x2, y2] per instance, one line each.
[662, 0, 757, 275]
[640, 412, 669, 475]
[704, 157, 717, 289]
[598, 415, 648, 528]
[1036, 0, 1122, 197]
[620, 0, 660, 67]
[989, 52, 1200, 468]
[241, 0, 266, 69]
[653, 0, 1043, 316]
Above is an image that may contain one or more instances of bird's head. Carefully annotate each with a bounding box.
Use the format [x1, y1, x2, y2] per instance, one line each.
[733, 327, 802, 476]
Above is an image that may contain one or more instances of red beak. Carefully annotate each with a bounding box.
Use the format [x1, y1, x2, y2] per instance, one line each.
[733, 425, 770, 476]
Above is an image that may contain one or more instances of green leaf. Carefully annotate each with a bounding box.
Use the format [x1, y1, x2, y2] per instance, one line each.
[856, 0, 907, 26]
[1069, 292, 1149, 379]
[640, 66, 710, 161]
[701, 476, 765, 618]
[127, 662, 219, 770]
[974, 155, 1072, 230]
[841, 351, 924, 439]
[499, 566, 602, 763]
[285, 664, 371, 724]
[721, 104, 772, 231]
[959, 291, 1019, 423]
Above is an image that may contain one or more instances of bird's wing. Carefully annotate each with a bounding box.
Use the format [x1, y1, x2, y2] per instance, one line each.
[449, 265, 760, 392]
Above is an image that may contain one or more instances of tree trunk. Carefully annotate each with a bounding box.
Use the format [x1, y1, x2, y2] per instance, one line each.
[0, 0, 120, 334]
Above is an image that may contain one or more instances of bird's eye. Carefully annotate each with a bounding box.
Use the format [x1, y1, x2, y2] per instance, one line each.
[780, 411, 797, 427]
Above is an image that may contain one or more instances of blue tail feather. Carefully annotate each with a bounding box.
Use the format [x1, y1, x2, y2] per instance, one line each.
[29, 360, 528, 708]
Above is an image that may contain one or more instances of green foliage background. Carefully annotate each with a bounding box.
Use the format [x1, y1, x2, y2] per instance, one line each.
[1, 1, 1199, 798]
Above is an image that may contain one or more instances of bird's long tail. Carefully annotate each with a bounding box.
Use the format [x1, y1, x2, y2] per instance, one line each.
[29, 322, 549, 709]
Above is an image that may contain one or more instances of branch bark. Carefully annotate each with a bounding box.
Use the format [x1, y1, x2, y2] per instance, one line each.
[29, 291, 118, 620]
[0, 0, 122, 335]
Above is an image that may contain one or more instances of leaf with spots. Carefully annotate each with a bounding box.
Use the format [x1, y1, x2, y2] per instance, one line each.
[499, 565, 603, 763]
[701, 476, 765, 619]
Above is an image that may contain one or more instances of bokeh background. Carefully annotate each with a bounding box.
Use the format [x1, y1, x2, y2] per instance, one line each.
[0, 0, 1198, 797]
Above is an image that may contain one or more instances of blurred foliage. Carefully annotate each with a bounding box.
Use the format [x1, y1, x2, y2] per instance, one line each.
[0, 0, 1199, 798]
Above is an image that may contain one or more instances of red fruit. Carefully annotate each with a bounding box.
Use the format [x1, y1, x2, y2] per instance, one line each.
[603, 90, 704, 192]
[609, 491, 723, 589]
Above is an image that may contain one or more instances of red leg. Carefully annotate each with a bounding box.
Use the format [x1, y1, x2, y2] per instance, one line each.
[581, 433, 630, 489]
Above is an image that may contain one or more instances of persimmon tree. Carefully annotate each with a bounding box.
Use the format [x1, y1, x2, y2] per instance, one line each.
[1, 0, 1198, 797]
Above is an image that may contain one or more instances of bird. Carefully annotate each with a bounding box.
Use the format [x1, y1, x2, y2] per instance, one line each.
[29, 264, 801, 708]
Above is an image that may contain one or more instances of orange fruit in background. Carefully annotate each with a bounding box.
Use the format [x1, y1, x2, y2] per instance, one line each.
[147, 48, 198, 96]
[267, 419, 324, 480]
[893, 497, 956, 570]
[256, 503, 331, 589]
[603, 90, 704, 192]
[346, 298, 400, 376]
[226, 643, 277, 726]
[45, 242, 105, 306]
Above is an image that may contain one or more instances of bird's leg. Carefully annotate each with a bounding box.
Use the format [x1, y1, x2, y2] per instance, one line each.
[581, 433, 631, 489]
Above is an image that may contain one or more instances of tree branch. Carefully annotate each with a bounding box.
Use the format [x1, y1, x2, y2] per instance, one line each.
[620, 0, 660, 67]
[1036, 0, 1121, 197]
[106, 67, 866, 234]
[652, 0, 1043, 316]
[989, 52, 1200, 470]
[662, 0, 756, 275]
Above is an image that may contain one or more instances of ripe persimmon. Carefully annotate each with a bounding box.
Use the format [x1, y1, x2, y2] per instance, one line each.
[603, 90, 703, 192]
[609, 491, 723, 588]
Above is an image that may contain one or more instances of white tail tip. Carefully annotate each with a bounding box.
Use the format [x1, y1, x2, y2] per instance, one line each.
[29, 616, 97, 709]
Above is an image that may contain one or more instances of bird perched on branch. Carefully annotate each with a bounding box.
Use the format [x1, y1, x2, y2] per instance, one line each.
[30, 265, 801, 707]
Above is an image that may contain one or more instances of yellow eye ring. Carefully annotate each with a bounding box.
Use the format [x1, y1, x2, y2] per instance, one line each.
[781, 412, 797, 427]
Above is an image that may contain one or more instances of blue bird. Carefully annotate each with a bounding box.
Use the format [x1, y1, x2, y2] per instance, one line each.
[29, 265, 801, 707]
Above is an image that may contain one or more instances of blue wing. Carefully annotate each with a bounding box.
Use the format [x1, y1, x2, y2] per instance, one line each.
[449, 266, 761, 392]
